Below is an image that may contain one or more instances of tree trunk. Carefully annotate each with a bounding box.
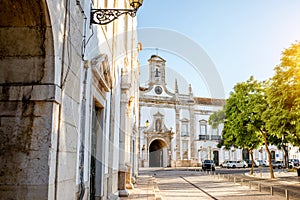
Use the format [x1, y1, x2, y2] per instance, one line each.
[249, 149, 254, 175]
[283, 145, 289, 168]
[261, 130, 275, 179]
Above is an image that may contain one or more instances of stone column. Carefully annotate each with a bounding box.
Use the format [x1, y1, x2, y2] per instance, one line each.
[118, 70, 131, 197]
[143, 136, 150, 167]
[175, 108, 181, 164]
[118, 96, 128, 197]
[189, 105, 197, 160]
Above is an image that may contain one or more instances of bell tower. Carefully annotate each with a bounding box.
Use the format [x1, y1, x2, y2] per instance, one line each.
[148, 55, 166, 86]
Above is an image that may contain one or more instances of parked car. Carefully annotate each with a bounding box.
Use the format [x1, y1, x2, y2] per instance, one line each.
[245, 159, 259, 167]
[227, 160, 248, 168]
[289, 159, 299, 168]
[220, 161, 229, 168]
[272, 161, 284, 169]
[202, 160, 216, 171]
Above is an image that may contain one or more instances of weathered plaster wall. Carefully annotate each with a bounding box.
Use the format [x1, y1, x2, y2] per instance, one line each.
[0, 0, 55, 199]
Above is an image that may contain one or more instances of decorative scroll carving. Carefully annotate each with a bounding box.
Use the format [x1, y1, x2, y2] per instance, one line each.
[91, 9, 137, 25]
[91, 54, 112, 92]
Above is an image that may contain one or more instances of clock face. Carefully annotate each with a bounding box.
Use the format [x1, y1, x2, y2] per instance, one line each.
[154, 86, 163, 95]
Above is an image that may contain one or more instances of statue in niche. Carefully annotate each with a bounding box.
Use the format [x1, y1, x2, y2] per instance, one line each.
[155, 119, 161, 132]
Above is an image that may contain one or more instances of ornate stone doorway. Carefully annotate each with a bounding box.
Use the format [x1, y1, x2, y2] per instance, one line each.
[149, 139, 168, 167]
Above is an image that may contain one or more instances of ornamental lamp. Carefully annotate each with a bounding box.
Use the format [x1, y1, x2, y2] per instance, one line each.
[91, 0, 144, 25]
[130, 0, 143, 10]
[145, 120, 150, 128]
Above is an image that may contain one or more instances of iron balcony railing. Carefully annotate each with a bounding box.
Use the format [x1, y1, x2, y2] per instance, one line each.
[199, 134, 210, 140]
[211, 135, 222, 141]
[198, 135, 222, 141]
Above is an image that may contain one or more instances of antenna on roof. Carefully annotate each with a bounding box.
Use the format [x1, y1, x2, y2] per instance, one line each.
[156, 48, 159, 56]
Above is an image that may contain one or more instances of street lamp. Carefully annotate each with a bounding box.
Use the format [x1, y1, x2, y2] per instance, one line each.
[91, 0, 143, 25]
[145, 120, 150, 128]
[140, 120, 149, 167]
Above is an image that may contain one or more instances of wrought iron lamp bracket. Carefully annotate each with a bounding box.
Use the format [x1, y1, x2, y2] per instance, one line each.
[91, 8, 137, 25]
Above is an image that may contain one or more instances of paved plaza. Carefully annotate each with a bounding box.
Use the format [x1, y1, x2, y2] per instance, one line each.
[121, 168, 300, 200]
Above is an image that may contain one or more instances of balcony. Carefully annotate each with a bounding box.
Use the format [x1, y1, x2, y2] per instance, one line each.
[198, 135, 210, 140]
[211, 135, 222, 141]
[198, 135, 222, 141]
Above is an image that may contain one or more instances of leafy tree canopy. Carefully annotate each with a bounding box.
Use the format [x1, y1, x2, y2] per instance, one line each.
[264, 42, 300, 146]
[222, 76, 264, 151]
[208, 109, 225, 129]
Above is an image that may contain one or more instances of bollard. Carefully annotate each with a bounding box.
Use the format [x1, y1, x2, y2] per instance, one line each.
[270, 186, 273, 196]
[241, 179, 244, 185]
[234, 177, 236, 183]
[249, 181, 251, 189]
[285, 189, 289, 200]
[259, 168, 262, 178]
[258, 183, 261, 192]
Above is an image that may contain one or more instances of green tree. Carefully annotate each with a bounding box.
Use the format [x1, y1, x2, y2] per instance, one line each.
[208, 108, 225, 129]
[263, 42, 300, 168]
[265, 42, 300, 148]
[221, 77, 273, 176]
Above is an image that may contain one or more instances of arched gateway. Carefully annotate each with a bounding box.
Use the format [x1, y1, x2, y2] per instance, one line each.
[149, 139, 168, 167]
[140, 111, 174, 168]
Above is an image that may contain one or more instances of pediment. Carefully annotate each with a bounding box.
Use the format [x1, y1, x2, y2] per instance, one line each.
[91, 54, 112, 92]
[144, 112, 172, 134]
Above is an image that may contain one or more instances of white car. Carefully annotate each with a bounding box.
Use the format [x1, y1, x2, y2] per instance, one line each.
[220, 161, 229, 168]
[227, 160, 248, 168]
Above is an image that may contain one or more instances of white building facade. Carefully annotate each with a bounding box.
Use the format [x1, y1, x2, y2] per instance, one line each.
[138, 55, 299, 168]
[139, 55, 226, 167]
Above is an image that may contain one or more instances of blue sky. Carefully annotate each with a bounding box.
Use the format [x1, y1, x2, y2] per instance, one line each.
[137, 0, 300, 98]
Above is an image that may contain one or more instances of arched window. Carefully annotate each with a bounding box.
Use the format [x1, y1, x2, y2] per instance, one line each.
[199, 120, 208, 140]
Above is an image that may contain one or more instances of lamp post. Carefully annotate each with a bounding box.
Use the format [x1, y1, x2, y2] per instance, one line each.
[141, 145, 145, 160]
[91, 0, 143, 25]
[139, 120, 149, 167]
